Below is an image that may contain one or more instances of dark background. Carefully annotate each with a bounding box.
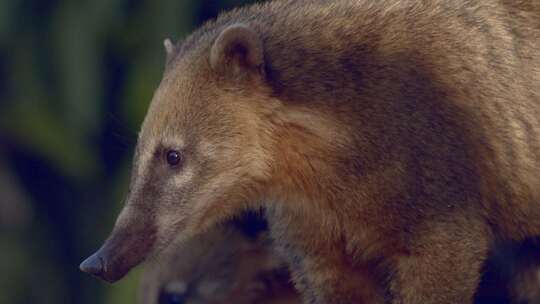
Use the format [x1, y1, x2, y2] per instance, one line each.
[0, 1, 257, 303]
[1, 1, 536, 303]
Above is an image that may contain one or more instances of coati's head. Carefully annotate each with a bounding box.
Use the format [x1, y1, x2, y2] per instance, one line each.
[80, 22, 345, 282]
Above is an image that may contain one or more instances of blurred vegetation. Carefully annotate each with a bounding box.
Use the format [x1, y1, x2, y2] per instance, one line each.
[0, 1, 257, 303]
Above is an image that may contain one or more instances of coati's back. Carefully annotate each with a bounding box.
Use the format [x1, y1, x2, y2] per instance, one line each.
[178, 0, 540, 238]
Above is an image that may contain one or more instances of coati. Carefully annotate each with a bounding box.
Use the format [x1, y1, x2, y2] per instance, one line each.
[81, 0, 540, 303]
[139, 213, 300, 304]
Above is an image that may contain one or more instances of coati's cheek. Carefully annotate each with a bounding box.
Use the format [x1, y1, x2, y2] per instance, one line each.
[172, 166, 195, 187]
[150, 168, 195, 243]
[198, 139, 219, 160]
[154, 207, 190, 247]
[184, 173, 252, 235]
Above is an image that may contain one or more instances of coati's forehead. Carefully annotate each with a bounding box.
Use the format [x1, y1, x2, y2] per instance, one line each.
[135, 51, 247, 162]
[140, 57, 210, 138]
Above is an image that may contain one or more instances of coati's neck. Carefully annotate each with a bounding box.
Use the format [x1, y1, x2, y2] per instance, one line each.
[262, 107, 351, 243]
[261, 104, 412, 254]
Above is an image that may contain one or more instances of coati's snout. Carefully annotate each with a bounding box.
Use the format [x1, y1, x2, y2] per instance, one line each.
[79, 230, 155, 283]
[80, 207, 157, 282]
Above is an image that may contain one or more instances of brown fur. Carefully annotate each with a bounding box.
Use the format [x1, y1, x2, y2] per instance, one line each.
[82, 1, 540, 303]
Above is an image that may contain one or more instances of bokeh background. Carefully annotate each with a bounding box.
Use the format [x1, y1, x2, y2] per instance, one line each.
[2, 1, 539, 304]
[0, 1, 257, 303]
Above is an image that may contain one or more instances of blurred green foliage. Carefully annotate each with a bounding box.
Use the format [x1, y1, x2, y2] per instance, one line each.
[0, 1, 257, 303]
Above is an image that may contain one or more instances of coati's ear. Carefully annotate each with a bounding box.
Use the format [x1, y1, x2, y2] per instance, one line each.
[210, 24, 265, 79]
[164, 38, 175, 64]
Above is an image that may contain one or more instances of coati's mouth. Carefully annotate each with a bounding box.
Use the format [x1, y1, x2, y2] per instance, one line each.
[80, 223, 157, 283]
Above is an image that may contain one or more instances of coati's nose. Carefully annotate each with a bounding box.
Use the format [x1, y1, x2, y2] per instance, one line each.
[79, 244, 124, 283]
[80, 245, 130, 283]
[80, 244, 129, 283]
[79, 222, 157, 283]
[80, 252, 105, 277]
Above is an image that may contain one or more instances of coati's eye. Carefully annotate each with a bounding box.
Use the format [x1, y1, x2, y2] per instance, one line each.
[165, 150, 183, 167]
